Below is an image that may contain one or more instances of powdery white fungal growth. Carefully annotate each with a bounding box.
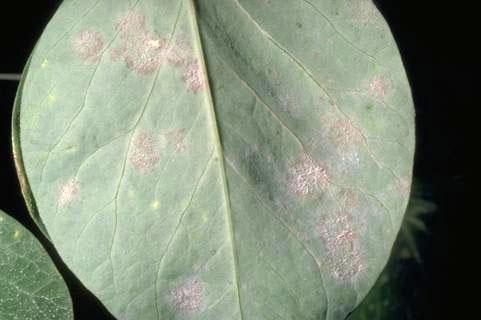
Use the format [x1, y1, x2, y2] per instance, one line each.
[348, 0, 377, 24]
[129, 133, 160, 171]
[72, 30, 104, 61]
[170, 278, 202, 313]
[280, 94, 301, 118]
[164, 128, 187, 152]
[58, 178, 80, 208]
[367, 75, 390, 99]
[327, 118, 363, 148]
[287, 154, 329, 196]
[396, 177, 412, 197]
[182, 60, 205, 93]
[112, 11, 172, 75]
[317, 212, 363, 279]
[338, 188, 359, 209]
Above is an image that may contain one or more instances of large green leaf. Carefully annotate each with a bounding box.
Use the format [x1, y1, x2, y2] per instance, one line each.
[13, 0, 415, 319]
[0, 209, 73, 319]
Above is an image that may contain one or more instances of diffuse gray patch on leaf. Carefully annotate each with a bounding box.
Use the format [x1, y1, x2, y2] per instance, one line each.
[317, 212, 363, 279]
[170, 278, 202, 313]
[129, 133, 160, 171]
[72, 29, 104, 61]
[58, 178, 80, 208]
[287, 154, 329, 196]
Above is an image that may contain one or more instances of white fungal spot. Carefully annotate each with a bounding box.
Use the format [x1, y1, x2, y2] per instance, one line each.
[170, 278, 202, 313]
[368, 75, 389, 99]
[317, 212, 363, 279]
[58, 178, 80, 208]
[164, 128, 187, 152]
[287, 154, 329, 196]
[129, 133, 160, 172]
[348, 0, 377, 24]
[72, 29, 104, 61]
[280, 94, 301, 118]
[327, 118, 363, 148]
[338, 189, 359, 209]
[112, 11, 193, 76]
[396, 177, 411, 197]
[182, 60, 205, 93]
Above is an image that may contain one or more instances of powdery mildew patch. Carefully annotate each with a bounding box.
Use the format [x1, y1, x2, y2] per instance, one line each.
[164, 128, 187, 152]
[347, 0, 377, 24]
[182, 60, 205, 93]
[327, 117, 363, 149]
[58, 178, 80, 208]
[396, 177, 412, 197]
[129, 133, 160, 172]
[72, 29, 104, 61]
[111, 11, 206, 93]
[366, 75, 392, 100]
[170, 278, 202, 313]
[337, 188, 359, 209]
[112, 12, 170, 75]
[317, 212, 363, 279]
[287, 154, 329, 196]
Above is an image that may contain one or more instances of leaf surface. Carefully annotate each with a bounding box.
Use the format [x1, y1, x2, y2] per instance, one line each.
[13, 0, 415, 319]
[0, 209, 73, 319]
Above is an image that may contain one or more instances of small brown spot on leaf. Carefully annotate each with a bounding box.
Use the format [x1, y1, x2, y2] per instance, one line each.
[58, 178, 80, 208]
[171, 278, 202, 313]
[129, 133, 160, 171]
[73, 30, 104, 61]
[287, 154, 329, 196]
[317, 212, 362, 279]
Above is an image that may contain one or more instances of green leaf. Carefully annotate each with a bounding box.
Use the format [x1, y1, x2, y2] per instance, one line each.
[13, 0, 415, 319]
[0, 209, 73, 319]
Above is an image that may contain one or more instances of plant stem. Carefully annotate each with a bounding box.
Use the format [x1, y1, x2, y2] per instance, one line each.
[0, 73, 21, 81]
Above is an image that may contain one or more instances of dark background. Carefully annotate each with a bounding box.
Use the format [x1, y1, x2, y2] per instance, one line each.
[0, 1, 463, 319]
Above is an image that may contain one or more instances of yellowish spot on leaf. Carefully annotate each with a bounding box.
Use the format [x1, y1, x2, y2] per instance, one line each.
[41, 59, 49, 69]
[150, 200, 160, 209]
[47, 94, 56, 104]
[13, 229, 21, 239]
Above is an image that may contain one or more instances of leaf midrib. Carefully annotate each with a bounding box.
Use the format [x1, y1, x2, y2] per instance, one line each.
[186, 0, 244, 318]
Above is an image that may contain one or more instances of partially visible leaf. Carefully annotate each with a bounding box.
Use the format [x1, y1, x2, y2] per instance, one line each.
[349, 181, 436, 319]
[14, 0, 415, 319]
[0, 209, 73, 320]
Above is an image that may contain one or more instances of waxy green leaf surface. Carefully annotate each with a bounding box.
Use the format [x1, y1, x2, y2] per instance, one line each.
[0, 209, 73, 319]
[13, 0, 415, 319]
